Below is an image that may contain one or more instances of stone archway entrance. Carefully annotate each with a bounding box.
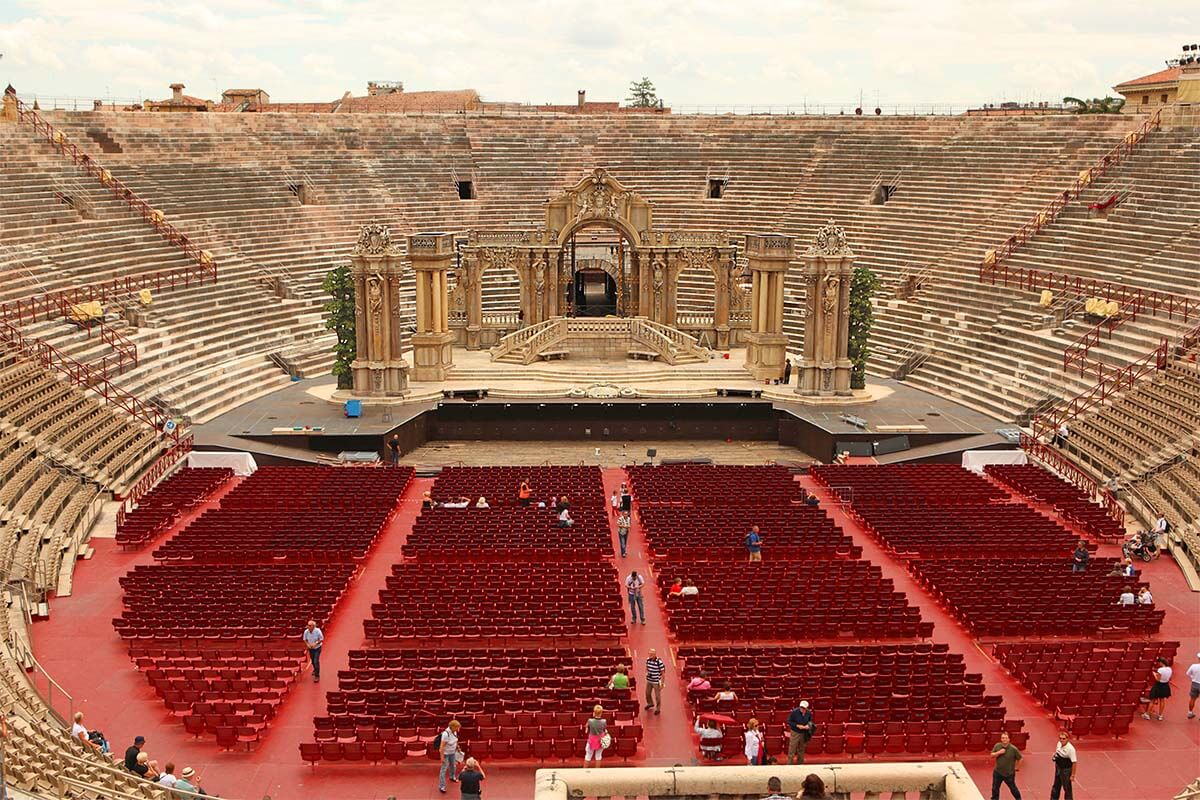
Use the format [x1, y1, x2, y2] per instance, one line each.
[459, 169, 737, 348]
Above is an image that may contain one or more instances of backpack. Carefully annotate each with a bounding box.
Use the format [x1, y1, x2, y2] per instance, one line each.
[432, 731, 443, 750]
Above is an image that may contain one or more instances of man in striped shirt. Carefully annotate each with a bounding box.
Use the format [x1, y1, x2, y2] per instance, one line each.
[645, 649, 666, 715]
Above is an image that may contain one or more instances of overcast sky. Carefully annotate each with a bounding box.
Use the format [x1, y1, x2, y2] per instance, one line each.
[0, 0, 1193, 109]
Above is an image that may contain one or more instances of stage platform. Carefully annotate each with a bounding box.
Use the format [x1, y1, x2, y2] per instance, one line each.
[193, 364, 1013, 465]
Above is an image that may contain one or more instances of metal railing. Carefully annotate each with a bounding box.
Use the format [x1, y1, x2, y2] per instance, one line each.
[3, 583, 73, 725]
[978, 108, 1162, 273]
[13, 94, 218, 280]
[0, 319, 178, 443]
[1019, 433, 1124, 524]
[1061, 313, 1128, 376]
[115, 433, 194, 516]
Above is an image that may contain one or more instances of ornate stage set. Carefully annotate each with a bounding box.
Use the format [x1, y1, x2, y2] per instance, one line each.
[340, 169, 863, 404]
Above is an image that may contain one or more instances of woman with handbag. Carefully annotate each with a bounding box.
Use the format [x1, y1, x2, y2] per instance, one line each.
[583, 705, 608, 766]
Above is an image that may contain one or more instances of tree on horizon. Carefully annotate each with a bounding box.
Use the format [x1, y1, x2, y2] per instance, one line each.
[626, 77, 659, 108]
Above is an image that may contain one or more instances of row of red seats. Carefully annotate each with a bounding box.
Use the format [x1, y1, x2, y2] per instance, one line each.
[638, 506, 854, 554]
[985, 464, 1127, 540]
[995, 640, 1180, 720]
[151, 507, 391, 562]
[115, 467, 233, 548]
[346, 648, 629, 671]
[910, 558, 1164, 637]
[845, 501, 1083, 558]
[402, 506, 612, 556]
[628, 464, 803, 506]
[301, 733, 642, 766]
[219, 465, 412, 509]
[430, 466, 605, 507]
[811, 464, 1008, 503]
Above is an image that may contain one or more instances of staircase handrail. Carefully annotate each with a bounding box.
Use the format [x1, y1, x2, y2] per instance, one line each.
[978, 108, 1162, 274]
[1019, 433, 1124, 524]
[1062, 312, 1127, 375]
[13, 95, 217, 280]
[490, 317, 564, 362]
[1033, 338, 1169, 441]
[0, 318, 178, 443]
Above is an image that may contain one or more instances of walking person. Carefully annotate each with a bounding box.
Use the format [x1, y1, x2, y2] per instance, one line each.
[303, 620, 324, 681]
[583, 705, 608, 766]
[1187, 653, 1200, 719]
[626, 570, 646, 624]
[1049, 730, 1077, 800]
[386, 434, 401, 466]
[786, 699, 814, 764]
[457, 756, 485, 800]
[437, 719, 462, 793]
[1141, 657, 1173, 720]
[620, 483, 632, 513]
[745, 525, 764, 562]
[644, 648, 666, 715]
[989, 731, 1023, 800]
[616, 510, 631, 558]
[744, 718, 764, 765]
[610, 489, 621, 517]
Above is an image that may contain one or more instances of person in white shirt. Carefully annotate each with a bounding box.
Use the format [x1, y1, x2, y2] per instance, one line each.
[474, 496, 489, 508]
[1136, 587, 1153, 605]
[1053, 421, 1070, 447]
[442, 496, 471, 509]
[1154, 514, 1169, 536]
[610, 490, 620, 517]
[680, 580, 700, 597]
[70, 711, 105, 753]
[1049, 730, 1077, 800]
[437, 719, 461, 792]
[157, 763, 178, 789]
[1141, 657, 1173, 720]
[743, 718, 764, 765]
[557, 507, 574, 528]
[1186, 654, 1200, 719]
[303, 620, 324, 681]
[1117, 589, 1135, 606]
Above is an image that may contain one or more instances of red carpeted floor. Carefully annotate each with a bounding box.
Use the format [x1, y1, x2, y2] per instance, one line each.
[30, 468, 1200, 800]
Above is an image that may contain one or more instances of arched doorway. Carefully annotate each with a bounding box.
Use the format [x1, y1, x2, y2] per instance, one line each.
[564, 223, 630, 317]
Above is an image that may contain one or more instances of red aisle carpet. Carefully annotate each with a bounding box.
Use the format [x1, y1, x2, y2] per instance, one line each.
[30, 469, 1200, 800]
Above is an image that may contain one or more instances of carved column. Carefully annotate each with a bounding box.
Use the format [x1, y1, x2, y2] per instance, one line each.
[463, 251, 483, 349]
[349, 224, 409, 397]
[408, 233, 456, 381]
[743, 234, 794, 381]
[796, 220, 856, 397]
[713, 248, 733, 349]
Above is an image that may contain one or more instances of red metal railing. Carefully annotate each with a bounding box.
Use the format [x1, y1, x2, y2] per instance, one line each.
[1019, 433, 1124, 524]
[12, 94, 217, 278]
[0, 318, 177, 443]
[1034, 338, 1169, 441]
[1061, 313, 1128, 376]
[979, 264, 1199, 325]
[978, 109, 1162, 273]
[116, 432, 194, 511]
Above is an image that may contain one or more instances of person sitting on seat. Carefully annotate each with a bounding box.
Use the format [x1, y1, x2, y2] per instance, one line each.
[1118, 588, 1136, 606]
[713, 681, 738, 702]
[421, 490, 434, 509]
[680, 579, 699, 597]
[694, 718, 725, 761]
[559, 495, 570, 509]
[607, 665, 631, 691]
[668, 578, 684, 598]
[557, 507, 574, 528]
[1137, 586, 1154, 605]
[442, 496, 471, 509]
[518, 479, 532, 507]
[687, 671, 712, 692]
[475, 496, 490, 508]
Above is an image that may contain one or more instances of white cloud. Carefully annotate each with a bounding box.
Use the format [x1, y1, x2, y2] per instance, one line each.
[0, 0, 1193, 107]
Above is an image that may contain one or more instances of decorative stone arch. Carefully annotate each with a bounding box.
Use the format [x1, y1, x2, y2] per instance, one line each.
[460, 168, 737, 348]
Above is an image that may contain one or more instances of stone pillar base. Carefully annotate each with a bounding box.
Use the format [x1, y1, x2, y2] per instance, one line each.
[715, 324, 731, 351]
[465, 324, 483, 350]
[744, 332, 789, 381]
[796, 360, 852, 397]
[351, 359, 410, 397]
[412, 331, 456, 382]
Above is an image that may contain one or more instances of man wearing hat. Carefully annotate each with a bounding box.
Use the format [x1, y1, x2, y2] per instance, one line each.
[174, 767, 199, 794]
[785, 700, 814, 764]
